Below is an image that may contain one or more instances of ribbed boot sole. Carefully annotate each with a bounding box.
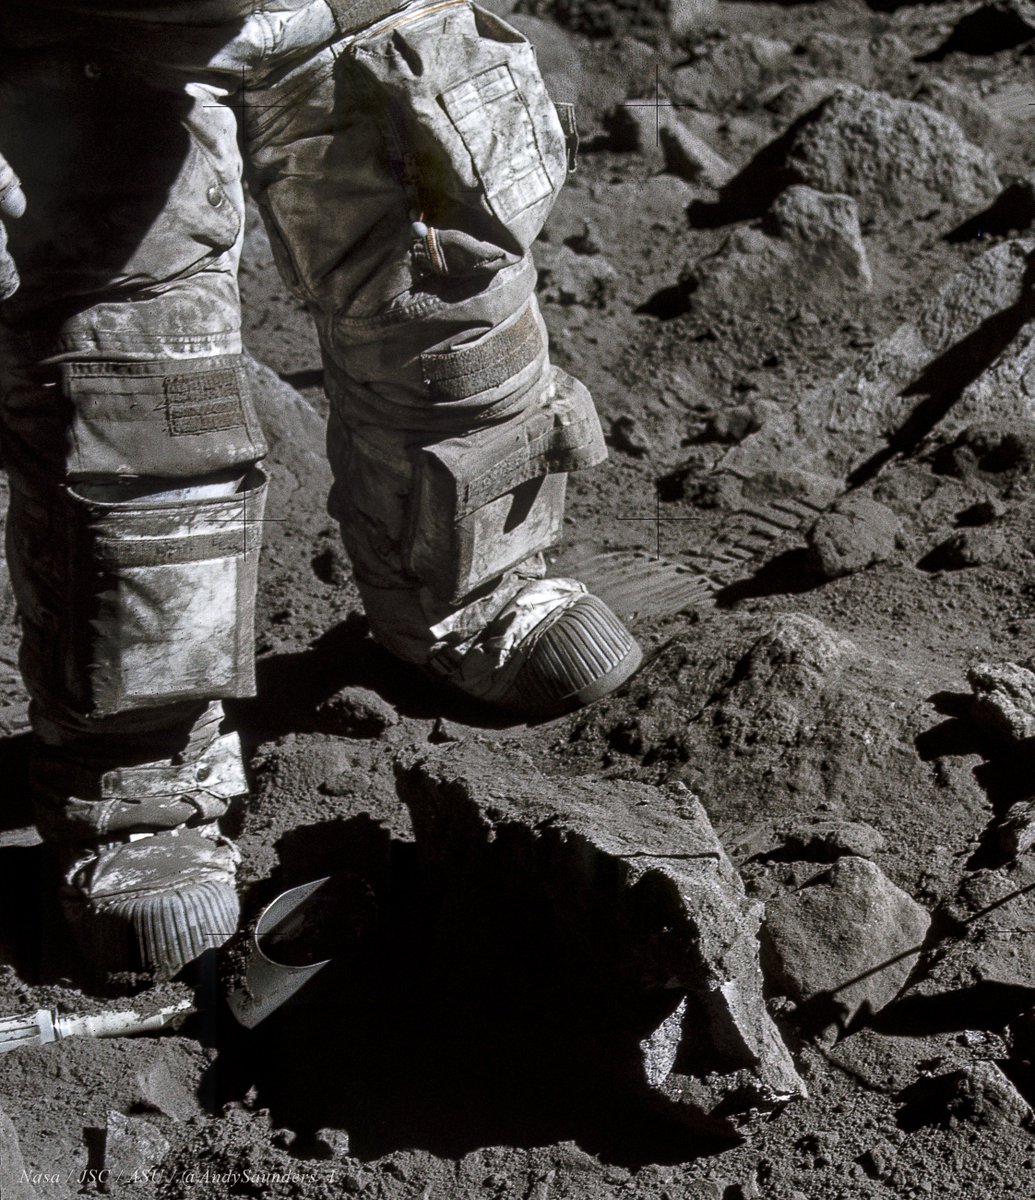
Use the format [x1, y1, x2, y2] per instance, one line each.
[79, 880, 239, 978]
[507, 595, 644, 718]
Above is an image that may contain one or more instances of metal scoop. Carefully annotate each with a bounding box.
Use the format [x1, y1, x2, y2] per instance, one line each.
[227, 875, 371, 1028]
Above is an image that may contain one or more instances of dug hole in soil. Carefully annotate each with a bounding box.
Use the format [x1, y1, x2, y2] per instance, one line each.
[5, 0, 1035, 1195]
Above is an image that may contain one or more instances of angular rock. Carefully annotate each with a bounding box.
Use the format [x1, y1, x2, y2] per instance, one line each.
[130, 1057, 195, 1122]
[763, 857, 931, 1033]
[729, 818, 886, 865]
[994, 800, 1035, 857]
[763, 78, 842, 121]
[0, 1102, 33, 1200]
[315, 685, 398, 737]
[104, 1112, 170, 1180]
[671, 36, 792, 111]
[913, 79, 1002, 147]
[795, 31, 910, 89]
[968, 661, 1035, 742]
[535, 243, 617, 308]
[396, 741, 806, 1131]
[686, 185, 871, 311]
[667, 0, 717, 37]
[781, 86, 1000, 220]
[703, 398, 781, 444]
[720, 238, 1035, 487]
[900, 1062, 1034, 1132]
[806, 495, 900, 580]
[660, 122, 734, 189]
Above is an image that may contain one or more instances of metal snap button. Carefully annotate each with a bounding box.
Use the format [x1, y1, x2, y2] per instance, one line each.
[195, 763, 213, 783]
[206, 185, 224, 208]
[84, 63, 102, 79]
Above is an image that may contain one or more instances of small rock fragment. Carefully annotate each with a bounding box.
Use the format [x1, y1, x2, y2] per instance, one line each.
[659, 122, 734, 188]
[703, 399, 781, 444]
[105, 1112, 171, 1181]
[609, 414, 651, 456]
[314, 1127, 351, 1156]
[732, 818, 886, 864]
[315, 686, 398, 737]
[130, 1057, 195, 1122]
[806, 496, 900, 580]
[666, 0, 717, 38]
[902, 1062, 1034, 1131]
[995, 800, 1035, 856]
[968, 661, 1035, 741]
[762, 856, 931, 1032]
[535, 243, 618, 308]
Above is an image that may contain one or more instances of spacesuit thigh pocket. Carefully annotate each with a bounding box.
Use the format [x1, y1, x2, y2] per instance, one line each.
[351, 0, 569, 277]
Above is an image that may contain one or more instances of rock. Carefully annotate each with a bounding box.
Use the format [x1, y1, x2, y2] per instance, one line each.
[901, 1062, 1034, 1131]
[535, 243, 617, 308]
[904, 858, 1035, 997]
[763, 78, 842, 121]
[922, 526, 1009, 571]
[806, 496, 900, 580]
[104, 1112, 170, 1181]
[671, 36, 793, 111]
[762, 856, 931, 1032]
[782, 86, 1001, 221]
[686, 185, 871, 311]
[968, 661, 1035, 742]
[129, 1057, 195, 1122]
[994, 800, 1035, 856]
[314, 1127, 351, 1156]
[703, 399, 781, 444]
[315, 685, 398, 737]
[396, 741, 806, 1132]
[794, 31, 911, 88]
[659, 122, 734, 189]
[720, 238, 1035, 487]
[667, 0, 717, 38]
[912, 79, 1002, 147]
[609, 414, 651, 456]
[730, 818, 886, 865]
[0, 1102, 33, 1200]
[243, 353, 329, 500]
[950, 175, 1035, 241]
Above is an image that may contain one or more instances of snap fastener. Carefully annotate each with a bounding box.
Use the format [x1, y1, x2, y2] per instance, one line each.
[206, 185, 224, 208]
[194, 763, 213, 783]
[84, 62, 102, 79]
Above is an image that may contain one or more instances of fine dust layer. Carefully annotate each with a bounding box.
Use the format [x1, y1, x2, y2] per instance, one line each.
[5, 0, 1035, 1197]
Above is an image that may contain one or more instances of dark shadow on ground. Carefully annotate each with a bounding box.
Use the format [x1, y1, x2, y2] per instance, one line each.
[200, 817, 737, 1168]
[226, 614, 522, 748]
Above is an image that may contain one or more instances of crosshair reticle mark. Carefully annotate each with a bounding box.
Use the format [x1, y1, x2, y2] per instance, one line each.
[203, 66, 292, 121]
[615, 479, 707, 560]
[620, 64, 700, 147]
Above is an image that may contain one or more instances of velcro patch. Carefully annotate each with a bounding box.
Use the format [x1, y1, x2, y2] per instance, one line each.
[421, 305, 543, 402]
[164, 369, 246, 436]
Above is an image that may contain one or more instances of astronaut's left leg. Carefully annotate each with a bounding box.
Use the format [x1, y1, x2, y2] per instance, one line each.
[246, 0, 642, 717]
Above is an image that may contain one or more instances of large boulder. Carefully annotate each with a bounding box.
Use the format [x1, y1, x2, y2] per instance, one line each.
[395, 741, 806, 1132]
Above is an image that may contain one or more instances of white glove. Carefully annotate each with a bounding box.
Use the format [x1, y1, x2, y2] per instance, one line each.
[0, 156, 26, 300]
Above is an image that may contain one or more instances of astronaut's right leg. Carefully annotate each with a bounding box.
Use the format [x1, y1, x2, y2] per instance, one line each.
[0, 23, 266, 979]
